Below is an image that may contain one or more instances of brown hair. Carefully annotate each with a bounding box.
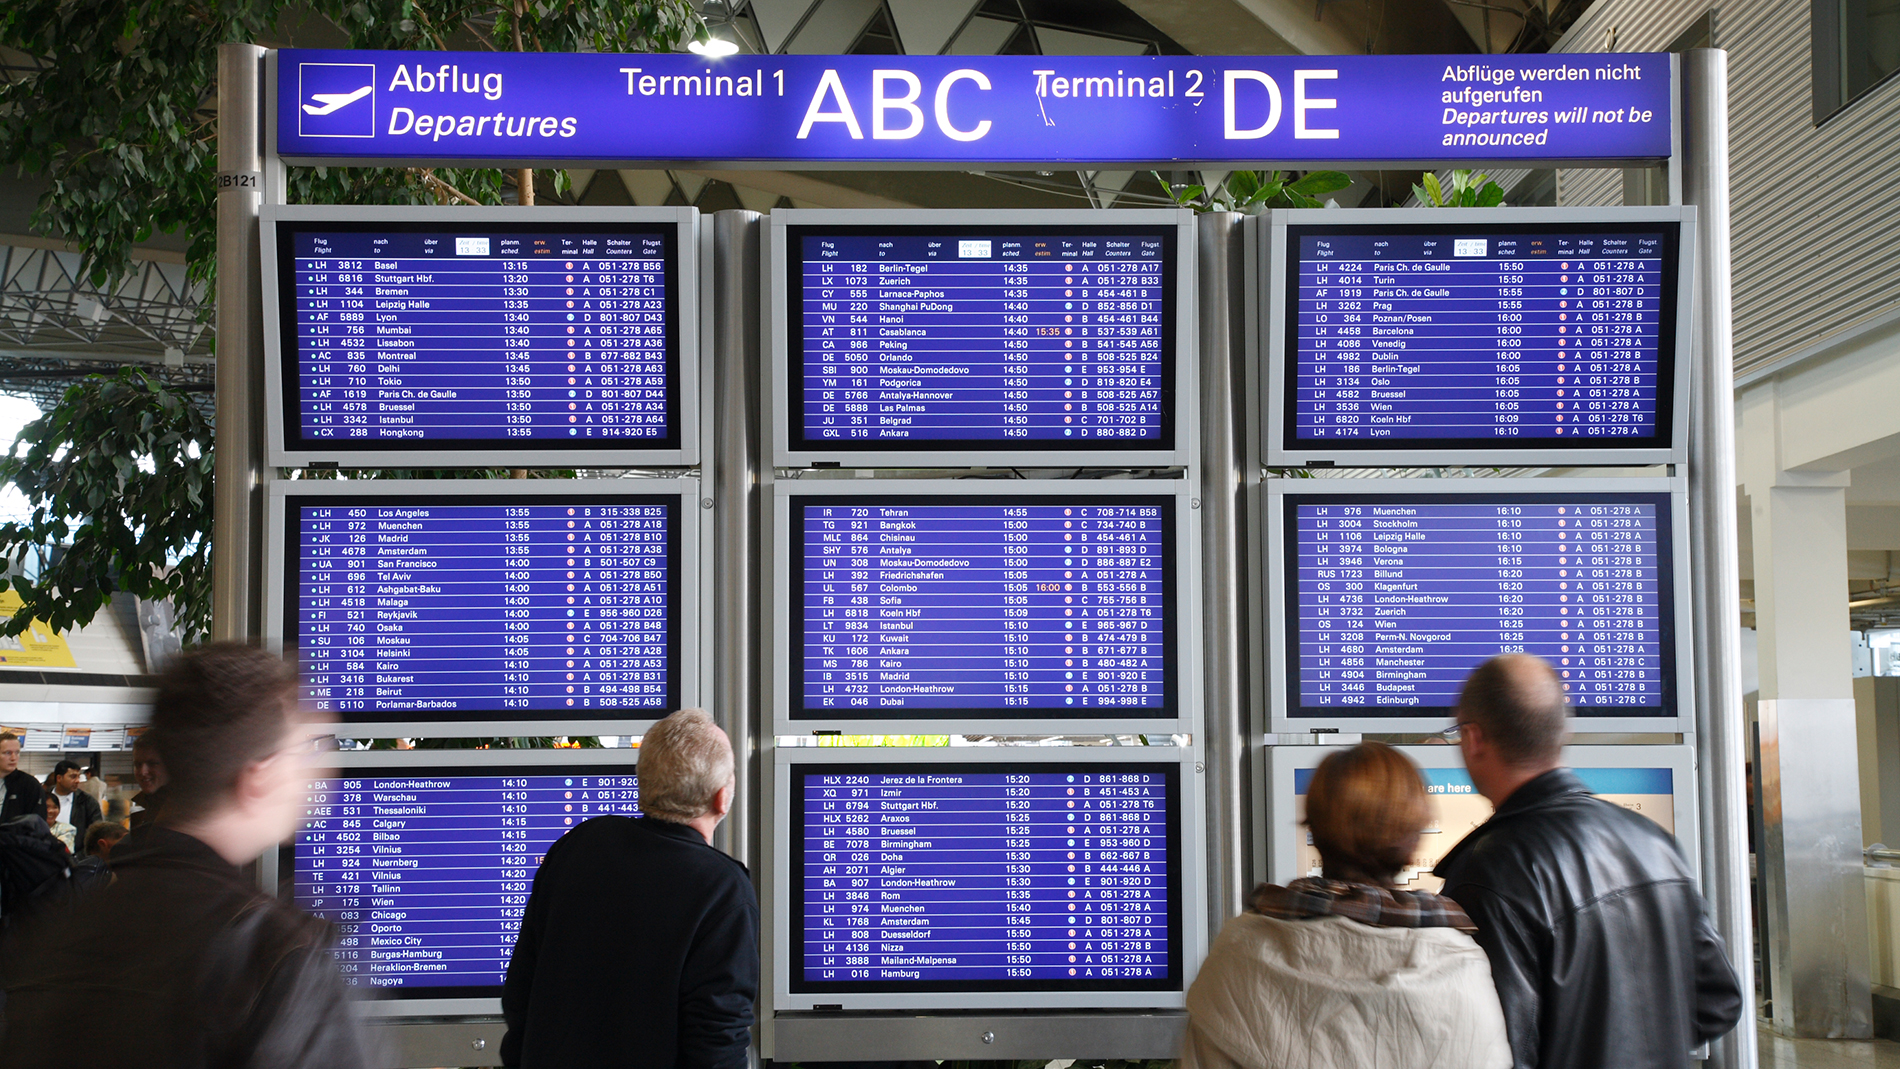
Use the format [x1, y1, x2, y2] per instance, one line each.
[147, 643, 300, 820]
[83, 820, 127, 855]
[1457, 652, 1568, 766]
[1304, 742, 1432, 886]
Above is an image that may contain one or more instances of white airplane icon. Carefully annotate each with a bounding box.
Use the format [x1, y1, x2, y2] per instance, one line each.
[303, 86, 373, 115]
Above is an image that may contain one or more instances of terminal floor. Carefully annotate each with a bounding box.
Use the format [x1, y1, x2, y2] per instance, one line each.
[1760, 1025, 1900, 1067]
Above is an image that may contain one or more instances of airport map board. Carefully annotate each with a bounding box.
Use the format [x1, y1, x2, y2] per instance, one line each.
[770, 746, 1205, 1011]
[769, 210, 1196, 468]
[1262, 207, 1694, 468]
[264, 478, 701, 737]
[773, 480, 1199, 735]
[293, 749, 640, 1017]
[1264, 477, 1692, 734]
[262, 205, 698, 468]
[1264, 745, 1696, 892]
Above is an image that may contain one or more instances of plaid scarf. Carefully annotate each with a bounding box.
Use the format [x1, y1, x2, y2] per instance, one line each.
[1251, 877, 1476, 933]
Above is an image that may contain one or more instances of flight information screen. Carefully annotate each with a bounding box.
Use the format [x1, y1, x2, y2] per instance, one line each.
[275, 221, 679, 453]
[285, 493, 681, 723]
[790, 762, 1180, 992]
[295, 766, 639, 995]
[1291, 764, 1675, 892]
[790, 495, 1177, 722]
[1282, 223, 1679, 452]
[1283, 492, 1677, 719]
[786, 226, 1177, 452]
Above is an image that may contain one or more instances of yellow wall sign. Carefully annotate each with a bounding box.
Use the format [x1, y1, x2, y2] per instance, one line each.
[0, 590, 78, 669]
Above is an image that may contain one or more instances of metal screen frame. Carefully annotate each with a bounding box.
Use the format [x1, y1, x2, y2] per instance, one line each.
[1260, 205, 1696, 468]
[260, 203, 700, 469]
[765, 744, 1207, 1013]
[769, 478, 1201, 736]
[1262, 475, 1695, 734]
[262, 477, 706, 738]
[765, 208, 1198, 468]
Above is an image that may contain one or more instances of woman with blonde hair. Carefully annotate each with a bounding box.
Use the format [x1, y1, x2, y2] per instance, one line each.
[1183, 742, 1511, 1069]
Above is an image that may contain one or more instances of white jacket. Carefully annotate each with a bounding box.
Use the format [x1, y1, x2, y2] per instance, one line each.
[1182, 912, 1513, 1069]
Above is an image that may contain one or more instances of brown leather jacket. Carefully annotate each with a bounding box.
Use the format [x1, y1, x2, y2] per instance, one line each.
[0, 826, 373, 1069]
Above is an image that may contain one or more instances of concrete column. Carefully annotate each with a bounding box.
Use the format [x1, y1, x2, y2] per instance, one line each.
[1745, 383, 1871, 1036]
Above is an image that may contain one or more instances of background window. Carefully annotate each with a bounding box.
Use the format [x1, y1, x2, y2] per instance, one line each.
[1814, 0, 1900, 122]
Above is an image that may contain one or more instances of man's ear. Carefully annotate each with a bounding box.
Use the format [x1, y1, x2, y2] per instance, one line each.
[709, 779, 735, 819]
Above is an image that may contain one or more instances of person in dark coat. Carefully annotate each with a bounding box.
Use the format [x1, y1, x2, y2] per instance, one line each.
[45, 760, 103, 837]
[0, 731, 43, 822]
[1435, 653, 1744, 1069]
[0, 643, 373, 1069]
[502, 708, 758, 1069]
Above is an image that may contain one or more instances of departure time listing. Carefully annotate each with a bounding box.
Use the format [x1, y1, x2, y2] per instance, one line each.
[294, 498, 675, 718]
[1291, 229, 1670, 443]
[795, 231, 1170, 446]
[798, 767, 1174, 986]
[797, 499, 1171, 716]
[291, 228, 672, 444]
[297, 771, 639, 989]
[1293, 495, 1669, 713]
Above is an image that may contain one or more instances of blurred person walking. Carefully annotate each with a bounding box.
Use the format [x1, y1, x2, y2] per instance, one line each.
[0, 643, 372, 1069]
[0, 732, 42, 822]
[1436, 653, 1742, 1069]
[1182, 742, 1510, 1069]
[501, 708, 758, 1068]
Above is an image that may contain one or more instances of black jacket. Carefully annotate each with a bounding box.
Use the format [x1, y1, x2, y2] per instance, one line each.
[0, 769, 43, 823]
[51, 787, 102, 841]
[1435, 769, 1744, 1069]
[0, 825, 373, 1069]
[502, 815, 758, 1068]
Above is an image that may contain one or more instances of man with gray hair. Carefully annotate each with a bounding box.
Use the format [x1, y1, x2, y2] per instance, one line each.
[502, 708, 757, 1068]
[1434, 653, 1742, 1069]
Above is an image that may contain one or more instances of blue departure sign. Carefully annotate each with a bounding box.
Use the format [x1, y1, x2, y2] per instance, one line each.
[1282, 223, 1679, 454]
[296, 767, 639, 994]
[1284, 492, 1677, 719]
[275, 221, 678, 454]
[287, 494, 679, 723]
[787, 228, 1175, 451]
[791, 763, 1179, 991]
[791, 496, 1176, 722]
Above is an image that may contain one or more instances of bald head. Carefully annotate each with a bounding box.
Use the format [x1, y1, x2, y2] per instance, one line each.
[1456, 653, 1568, 767]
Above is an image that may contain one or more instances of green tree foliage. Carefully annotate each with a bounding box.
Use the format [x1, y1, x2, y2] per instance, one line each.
[0, 369, 213, 640]
[1154, 169, 1352, 214]
[0, 0, 704, 291]
[1412, 169, 1506, 208]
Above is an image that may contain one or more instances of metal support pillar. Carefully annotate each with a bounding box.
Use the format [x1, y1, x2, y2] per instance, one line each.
[1197, 211, 1249, 930]
[212, 42, 268, 641]
[711, 210, 763, 871]
[1681, 48, 1762, 1065]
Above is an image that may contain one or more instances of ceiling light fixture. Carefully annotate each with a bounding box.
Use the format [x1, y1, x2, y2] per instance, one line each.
[688, 36, 740, 57]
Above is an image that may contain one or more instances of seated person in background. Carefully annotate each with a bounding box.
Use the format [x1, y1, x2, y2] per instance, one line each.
[47, 760, 103, 838]
[71, 821, 128, 891]
[42, 792, 76, 854]
[128, 733, 167, 830]
[1182, 742, 1511, 1069]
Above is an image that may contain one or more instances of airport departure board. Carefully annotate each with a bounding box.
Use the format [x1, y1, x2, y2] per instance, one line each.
[296, 767, 638, 993]
[1284, 491, 1676, 719]
[790, 495, 1176, 723]
[1281, 222, 1679, 453]
[285, 493, 680, 723]
[274, 220, 679, 454]
[790, 762, 1179, 992]
[785, 226, 1176, 452]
